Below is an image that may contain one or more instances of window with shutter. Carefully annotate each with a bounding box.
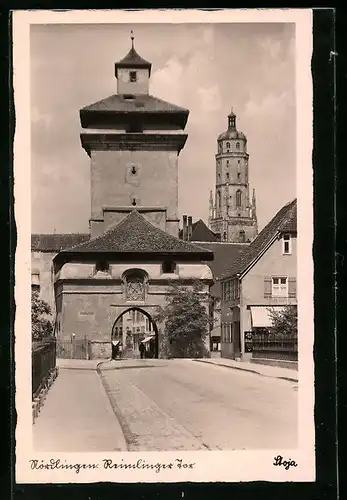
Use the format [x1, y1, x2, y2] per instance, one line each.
[272, 277, 288, 297]
[264, 276, 272, 298]
[288, 277, 297, 297]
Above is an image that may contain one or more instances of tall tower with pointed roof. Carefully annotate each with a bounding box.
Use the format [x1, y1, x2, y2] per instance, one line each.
[208, 110, 258, 243]
[80, 34, 189, 239]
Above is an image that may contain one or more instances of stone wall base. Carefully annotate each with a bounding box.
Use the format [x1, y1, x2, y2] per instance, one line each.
[89, 341, 112, 360]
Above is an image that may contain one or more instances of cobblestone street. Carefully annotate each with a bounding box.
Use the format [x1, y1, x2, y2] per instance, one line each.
[33, 358, 298, 452]
[98, 359, 298, 451]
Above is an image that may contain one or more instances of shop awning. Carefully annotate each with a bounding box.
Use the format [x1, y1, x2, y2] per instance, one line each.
[210, 327, 221, 338]
[250, 306, 285, 328]
[142, 336, 154, 343]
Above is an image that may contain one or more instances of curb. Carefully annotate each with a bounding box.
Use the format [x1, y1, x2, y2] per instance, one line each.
[96, 361, 136, 451]
[194, 359, 298, 383]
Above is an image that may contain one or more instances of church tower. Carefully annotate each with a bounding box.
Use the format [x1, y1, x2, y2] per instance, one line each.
[79, 33, 189, 239]
[208, 110, 258, 243]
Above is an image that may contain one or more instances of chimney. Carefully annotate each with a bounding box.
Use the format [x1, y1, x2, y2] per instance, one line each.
[188, 216, 193, 241]
[182, 215, 188, 241]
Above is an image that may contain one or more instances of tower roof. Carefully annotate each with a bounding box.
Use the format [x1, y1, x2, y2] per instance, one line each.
[218, 109, 246, 141]
[218, 129, 246, 141]
[54, 210, 214, 262]
[115, 45, 152, 77]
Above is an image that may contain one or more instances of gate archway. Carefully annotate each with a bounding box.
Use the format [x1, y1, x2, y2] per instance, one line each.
[111, 307, 159, 359]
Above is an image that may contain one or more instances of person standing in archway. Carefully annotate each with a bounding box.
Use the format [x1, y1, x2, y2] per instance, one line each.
[139, 342, 146, 360]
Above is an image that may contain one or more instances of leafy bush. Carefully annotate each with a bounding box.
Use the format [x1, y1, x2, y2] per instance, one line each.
[268, 305, 298, 338]
[154, 280, 210, 358]
[31, 290, 53, 340]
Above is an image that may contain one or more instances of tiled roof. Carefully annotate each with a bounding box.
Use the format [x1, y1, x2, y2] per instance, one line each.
[198, 242, 248, 298]
[31, 233, 90, 252]
[57, 210, 214, 259]
[115, 47, 152, 76]
[190, 220, 219, 242]
[220, 198, 297, 279]
[81, 94, 189, 114]
[199, 243, 248, 280]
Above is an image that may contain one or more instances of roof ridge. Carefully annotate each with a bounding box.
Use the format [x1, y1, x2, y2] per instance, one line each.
[61, 210, 213, 254]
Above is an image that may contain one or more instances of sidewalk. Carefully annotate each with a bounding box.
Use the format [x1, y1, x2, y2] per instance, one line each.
[33, 360, 127, 452]
[195, 357, 298, 382]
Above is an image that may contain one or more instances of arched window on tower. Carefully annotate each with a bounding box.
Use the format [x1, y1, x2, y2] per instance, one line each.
[216, 191, 221, 210]
[236, 142, 240, 149]
[226, 142, 230, 151]
[236, 189, 242, 207]
[239, 230, 246, 243]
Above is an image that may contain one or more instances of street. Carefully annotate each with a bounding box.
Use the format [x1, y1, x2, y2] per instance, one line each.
[98, 359, 298, 451]
[33, 359, 298, 452]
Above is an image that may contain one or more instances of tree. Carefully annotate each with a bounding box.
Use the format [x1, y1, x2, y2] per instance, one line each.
[31, 290, 54, 340]
[154, 280, 210, 358]
[268, 305, 298, 338]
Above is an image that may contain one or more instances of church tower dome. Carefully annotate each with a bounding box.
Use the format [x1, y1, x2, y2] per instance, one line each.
[208, 109, 258, 243]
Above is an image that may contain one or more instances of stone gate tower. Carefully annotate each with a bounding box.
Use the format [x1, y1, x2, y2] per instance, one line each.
[50, 35, 213, 360]
[80, 35, 189, 239]
[208, 110, 258, 243]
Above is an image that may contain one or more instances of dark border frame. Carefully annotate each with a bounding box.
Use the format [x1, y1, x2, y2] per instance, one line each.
[2, 7, 338, 500]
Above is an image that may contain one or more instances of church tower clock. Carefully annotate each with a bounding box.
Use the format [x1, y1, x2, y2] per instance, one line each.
[208, 110, 258, 243]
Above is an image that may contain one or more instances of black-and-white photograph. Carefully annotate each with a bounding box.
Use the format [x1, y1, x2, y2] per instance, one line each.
[14, 9, 314, 484]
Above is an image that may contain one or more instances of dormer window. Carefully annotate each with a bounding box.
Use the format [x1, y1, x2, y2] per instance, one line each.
[96, 261, 109, 273]
[129, 71, 137, 82]
[162, 261, 176, 274]
[282, 234, 292, 254]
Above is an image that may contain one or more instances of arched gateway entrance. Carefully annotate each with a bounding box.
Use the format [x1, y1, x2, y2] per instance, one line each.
[111, 307, 159, 359]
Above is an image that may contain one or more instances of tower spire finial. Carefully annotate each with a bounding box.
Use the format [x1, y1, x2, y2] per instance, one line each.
[130, 30, 134, 49]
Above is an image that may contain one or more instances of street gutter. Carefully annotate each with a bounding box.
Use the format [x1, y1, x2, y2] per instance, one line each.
[194, 359, 298, 383]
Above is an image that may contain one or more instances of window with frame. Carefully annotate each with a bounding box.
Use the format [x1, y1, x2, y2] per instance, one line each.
[162, 261, 176, 274]
[226, 142, 230, 151]
[95, 261, 109, 273]
[129, 71, 137, 82]
[236, 142, 240, 149]
[282, 234, 292, 254]
[271, 277, 288, 297]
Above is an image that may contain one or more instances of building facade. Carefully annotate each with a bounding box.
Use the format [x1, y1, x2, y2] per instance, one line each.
[208, 110, 258, 243]
[32, 37, 214, 359]
[219, 199, 297, 360]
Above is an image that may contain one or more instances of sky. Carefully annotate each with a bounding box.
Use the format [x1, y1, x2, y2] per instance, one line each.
[30, 22, 296, 234]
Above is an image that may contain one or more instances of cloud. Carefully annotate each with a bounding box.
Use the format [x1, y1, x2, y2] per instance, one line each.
[31, 105, 52, 128]
[197, 85, 222, 113]
[243, 91, 291, 119]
